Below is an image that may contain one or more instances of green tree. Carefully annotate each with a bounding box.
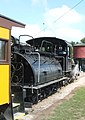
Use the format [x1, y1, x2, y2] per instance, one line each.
[76, 41, 80, 44]
[80, 37, 85, 43]
[70, 41, 75, 46]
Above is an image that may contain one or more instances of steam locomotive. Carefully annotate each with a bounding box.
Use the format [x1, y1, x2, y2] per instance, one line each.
[11, 36, 79, 105]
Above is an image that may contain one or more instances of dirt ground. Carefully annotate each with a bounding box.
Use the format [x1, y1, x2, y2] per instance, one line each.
[20, 72, 85, 120]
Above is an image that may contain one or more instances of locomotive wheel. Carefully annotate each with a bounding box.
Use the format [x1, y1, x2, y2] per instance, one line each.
[32, 95, 38, 104]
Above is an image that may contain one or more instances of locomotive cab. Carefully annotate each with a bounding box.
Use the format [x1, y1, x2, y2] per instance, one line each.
[26, 37, 73, 75]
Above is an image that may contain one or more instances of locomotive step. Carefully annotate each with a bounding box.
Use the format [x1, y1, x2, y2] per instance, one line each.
[12, 103, 20, 108]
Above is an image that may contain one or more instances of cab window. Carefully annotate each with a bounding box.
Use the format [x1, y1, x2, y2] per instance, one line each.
[0, 40, 6, 60]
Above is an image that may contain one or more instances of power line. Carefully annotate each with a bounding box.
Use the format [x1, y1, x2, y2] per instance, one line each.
[35, 0, 84, 37]
[54, 0, 84, 23]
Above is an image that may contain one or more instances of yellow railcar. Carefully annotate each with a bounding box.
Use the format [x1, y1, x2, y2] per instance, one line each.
[0, 14, 25, 120]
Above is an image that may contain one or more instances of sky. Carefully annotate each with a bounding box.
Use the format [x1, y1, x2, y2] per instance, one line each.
[0, 0, 85, 43]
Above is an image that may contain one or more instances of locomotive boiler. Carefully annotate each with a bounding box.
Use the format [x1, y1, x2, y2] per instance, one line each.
[11, 36, 77, 105]
[12, 52, 62, 86]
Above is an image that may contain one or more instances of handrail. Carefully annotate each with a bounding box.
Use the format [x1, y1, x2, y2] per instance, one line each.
[27, 52, 40, 83]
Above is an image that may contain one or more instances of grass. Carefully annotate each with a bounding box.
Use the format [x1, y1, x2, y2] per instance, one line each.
[43, 87, 85, 120]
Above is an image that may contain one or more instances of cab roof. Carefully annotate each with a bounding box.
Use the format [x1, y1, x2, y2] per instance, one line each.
[26, 37, 71, 47]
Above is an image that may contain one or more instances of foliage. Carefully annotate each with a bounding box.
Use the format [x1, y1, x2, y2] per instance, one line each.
[70, 41, 80, 46]
[43, 87, 85, 120]
[80, 37, 85, 43]
[70, 41, 76, 46]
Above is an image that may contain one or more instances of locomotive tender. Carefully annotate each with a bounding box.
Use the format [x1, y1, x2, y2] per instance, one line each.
[11, 36, 78, 105]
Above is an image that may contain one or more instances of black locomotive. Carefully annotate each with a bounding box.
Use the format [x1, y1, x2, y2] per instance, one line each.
[11, 36, 79, 105]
